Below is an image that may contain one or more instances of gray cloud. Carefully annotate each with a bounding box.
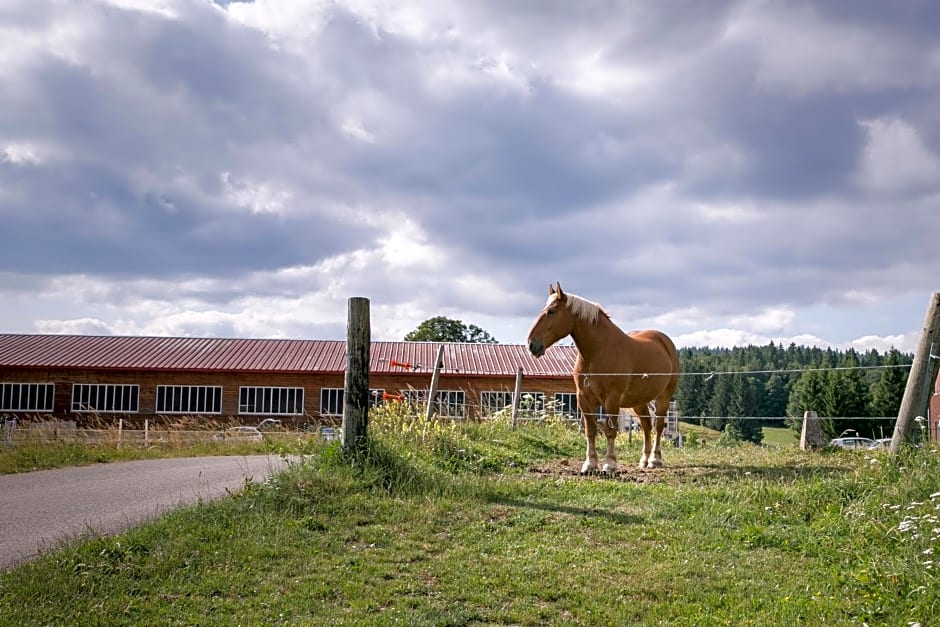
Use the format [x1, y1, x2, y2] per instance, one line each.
[0, 0, 938, 352]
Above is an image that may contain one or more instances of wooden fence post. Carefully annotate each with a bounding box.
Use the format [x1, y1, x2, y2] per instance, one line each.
[800, 410, 826, 450]
[891, 292, 940, 453]
[510, 367, 523, 429]
[343, 297, 371, 455]
[425, 344, 445, 422]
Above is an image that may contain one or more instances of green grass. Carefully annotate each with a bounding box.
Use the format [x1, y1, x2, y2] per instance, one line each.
[0, 433, 317, 475]
[762, 425, 799, 446]
[2, 410, 939, 625]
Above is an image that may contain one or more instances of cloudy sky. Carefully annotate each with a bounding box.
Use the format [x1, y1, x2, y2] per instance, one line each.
[1, 0, 938, 352]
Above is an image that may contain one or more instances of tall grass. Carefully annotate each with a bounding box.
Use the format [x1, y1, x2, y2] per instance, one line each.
[2, 410, 939, 625]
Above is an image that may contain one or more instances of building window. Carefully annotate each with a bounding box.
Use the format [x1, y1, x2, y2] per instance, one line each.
[239, 386, 304, 415]
[369, 389, 386, 408]
[320, 388, 343, 416]
[1, 382, 55, 412]
[156, 385, 223, 414]
[553, 392, 580, 421]
[515, 392, 546, 420]
[402, 389, 466, 418]
[480, 391, 513, 416]
[71, 384, 140, 413]
[437, 390, 466, 418]
[321, 389, 387, 416]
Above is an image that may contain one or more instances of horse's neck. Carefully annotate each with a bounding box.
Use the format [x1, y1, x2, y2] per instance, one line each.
[570, 314, 630, 361]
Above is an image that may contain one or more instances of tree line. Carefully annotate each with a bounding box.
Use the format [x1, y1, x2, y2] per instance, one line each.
[673, 342, 912, 443]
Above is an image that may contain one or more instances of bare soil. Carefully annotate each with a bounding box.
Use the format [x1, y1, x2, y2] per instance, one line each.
[528, 458, 707, 483]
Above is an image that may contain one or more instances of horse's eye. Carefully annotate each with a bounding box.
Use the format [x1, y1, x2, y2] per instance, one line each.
[546, 309, 555, 316]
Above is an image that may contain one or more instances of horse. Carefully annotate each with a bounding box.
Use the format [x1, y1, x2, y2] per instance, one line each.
[526, 283, 679, 473]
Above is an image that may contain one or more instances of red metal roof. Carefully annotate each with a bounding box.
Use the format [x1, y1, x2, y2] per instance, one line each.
[0, 334, 577, 377]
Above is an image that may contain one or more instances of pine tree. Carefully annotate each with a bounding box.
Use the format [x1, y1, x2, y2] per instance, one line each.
[825, 351, 873, 437]
[871, 349, 908, 418]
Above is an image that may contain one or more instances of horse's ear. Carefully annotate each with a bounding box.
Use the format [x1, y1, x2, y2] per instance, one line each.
[555, 282, 565, 299]
[548, 283, 555, 295]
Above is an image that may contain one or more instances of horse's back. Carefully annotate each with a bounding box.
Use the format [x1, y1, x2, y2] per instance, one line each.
[627, 329, 678, 364]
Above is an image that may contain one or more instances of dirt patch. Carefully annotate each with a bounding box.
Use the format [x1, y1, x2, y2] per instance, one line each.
[528, 458, 725, 484]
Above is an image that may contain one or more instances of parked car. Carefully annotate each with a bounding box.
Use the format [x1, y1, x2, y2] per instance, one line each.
[829, 436, 876, 449]
[256, 418, 283, 431]
[214, 426, 264, 442]
[869, 438, 893, 449]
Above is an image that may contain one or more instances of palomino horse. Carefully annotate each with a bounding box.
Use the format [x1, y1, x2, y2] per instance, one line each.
[527, 283, 679, 472]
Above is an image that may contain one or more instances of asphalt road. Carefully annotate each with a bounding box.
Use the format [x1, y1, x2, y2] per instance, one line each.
[0, 455, 291, 571]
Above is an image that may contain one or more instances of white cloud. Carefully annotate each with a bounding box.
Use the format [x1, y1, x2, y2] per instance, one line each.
[220, 172, 293, 215]
[101, 0, 179, 19]
[35, 317, 115, 336]
[0, 142, 44, 165]
[857, 118, 940, 195]
[730, 308, 796, 334]
[340, 118, 376, 144]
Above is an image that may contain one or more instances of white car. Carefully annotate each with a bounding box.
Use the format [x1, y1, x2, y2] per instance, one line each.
[829, 436, 875, 449]
[214, 426, 264, 442]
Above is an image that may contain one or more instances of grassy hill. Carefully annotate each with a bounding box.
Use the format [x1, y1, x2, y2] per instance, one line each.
[1, 410, 936, 625]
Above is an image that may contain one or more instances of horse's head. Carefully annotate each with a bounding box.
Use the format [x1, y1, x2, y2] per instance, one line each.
[526, 282, 575, 358]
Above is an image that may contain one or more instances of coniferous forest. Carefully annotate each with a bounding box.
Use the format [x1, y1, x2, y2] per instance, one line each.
[673, 342, 913, 444]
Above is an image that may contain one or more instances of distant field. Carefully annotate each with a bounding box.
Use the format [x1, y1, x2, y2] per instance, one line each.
[762, 425, 799, 445]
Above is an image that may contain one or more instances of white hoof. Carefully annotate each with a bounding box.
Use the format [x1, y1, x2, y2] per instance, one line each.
[647, 458, 664, 469]
[581, 459, 598, 474]
[601, 460, 618, 473]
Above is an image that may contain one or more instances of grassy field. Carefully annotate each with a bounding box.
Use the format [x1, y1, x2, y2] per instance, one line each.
[762, 425, 799, 446]
[0, 432, 315, 475]
[1, 411, 938, 625]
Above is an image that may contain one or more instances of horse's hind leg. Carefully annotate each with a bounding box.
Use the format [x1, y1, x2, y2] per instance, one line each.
[647, 399, 668, 468]
[637, 411, 653, 468]
[635, 403, 665, 469]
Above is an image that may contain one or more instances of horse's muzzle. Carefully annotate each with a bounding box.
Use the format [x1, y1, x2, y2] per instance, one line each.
[528, 340, 545, 358]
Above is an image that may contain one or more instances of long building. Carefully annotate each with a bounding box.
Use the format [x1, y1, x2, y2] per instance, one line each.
[0, 334, 580, 426]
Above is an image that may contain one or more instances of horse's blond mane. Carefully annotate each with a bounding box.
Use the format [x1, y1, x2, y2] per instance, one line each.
[547, 292, 606, 324]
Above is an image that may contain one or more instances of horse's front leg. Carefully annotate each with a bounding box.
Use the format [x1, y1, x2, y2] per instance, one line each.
[599, 410, 619, 473]
[580, 410, 600, 474]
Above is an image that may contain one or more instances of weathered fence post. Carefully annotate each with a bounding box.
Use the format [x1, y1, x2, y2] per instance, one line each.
[144, 419, 149, 446]
[343, 297, 371, 455]
[800, 410, 826, 450]
[510, 367, 523, 429]
[425, 344, 445, 422]
[890, 292, 940, 453]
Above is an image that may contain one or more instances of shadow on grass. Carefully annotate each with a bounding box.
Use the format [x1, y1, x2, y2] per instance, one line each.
[489, 495, 645, 526]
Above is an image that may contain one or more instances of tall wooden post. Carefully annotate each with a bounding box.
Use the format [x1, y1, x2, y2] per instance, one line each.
[510, 367, 523, 429]
[425, 344, 445, 422]
[343, 297, 371, 455]
[890, 292, 940, 452]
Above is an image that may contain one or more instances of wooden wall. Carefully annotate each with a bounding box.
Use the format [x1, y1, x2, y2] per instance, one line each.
[0, 367, 578, 426]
